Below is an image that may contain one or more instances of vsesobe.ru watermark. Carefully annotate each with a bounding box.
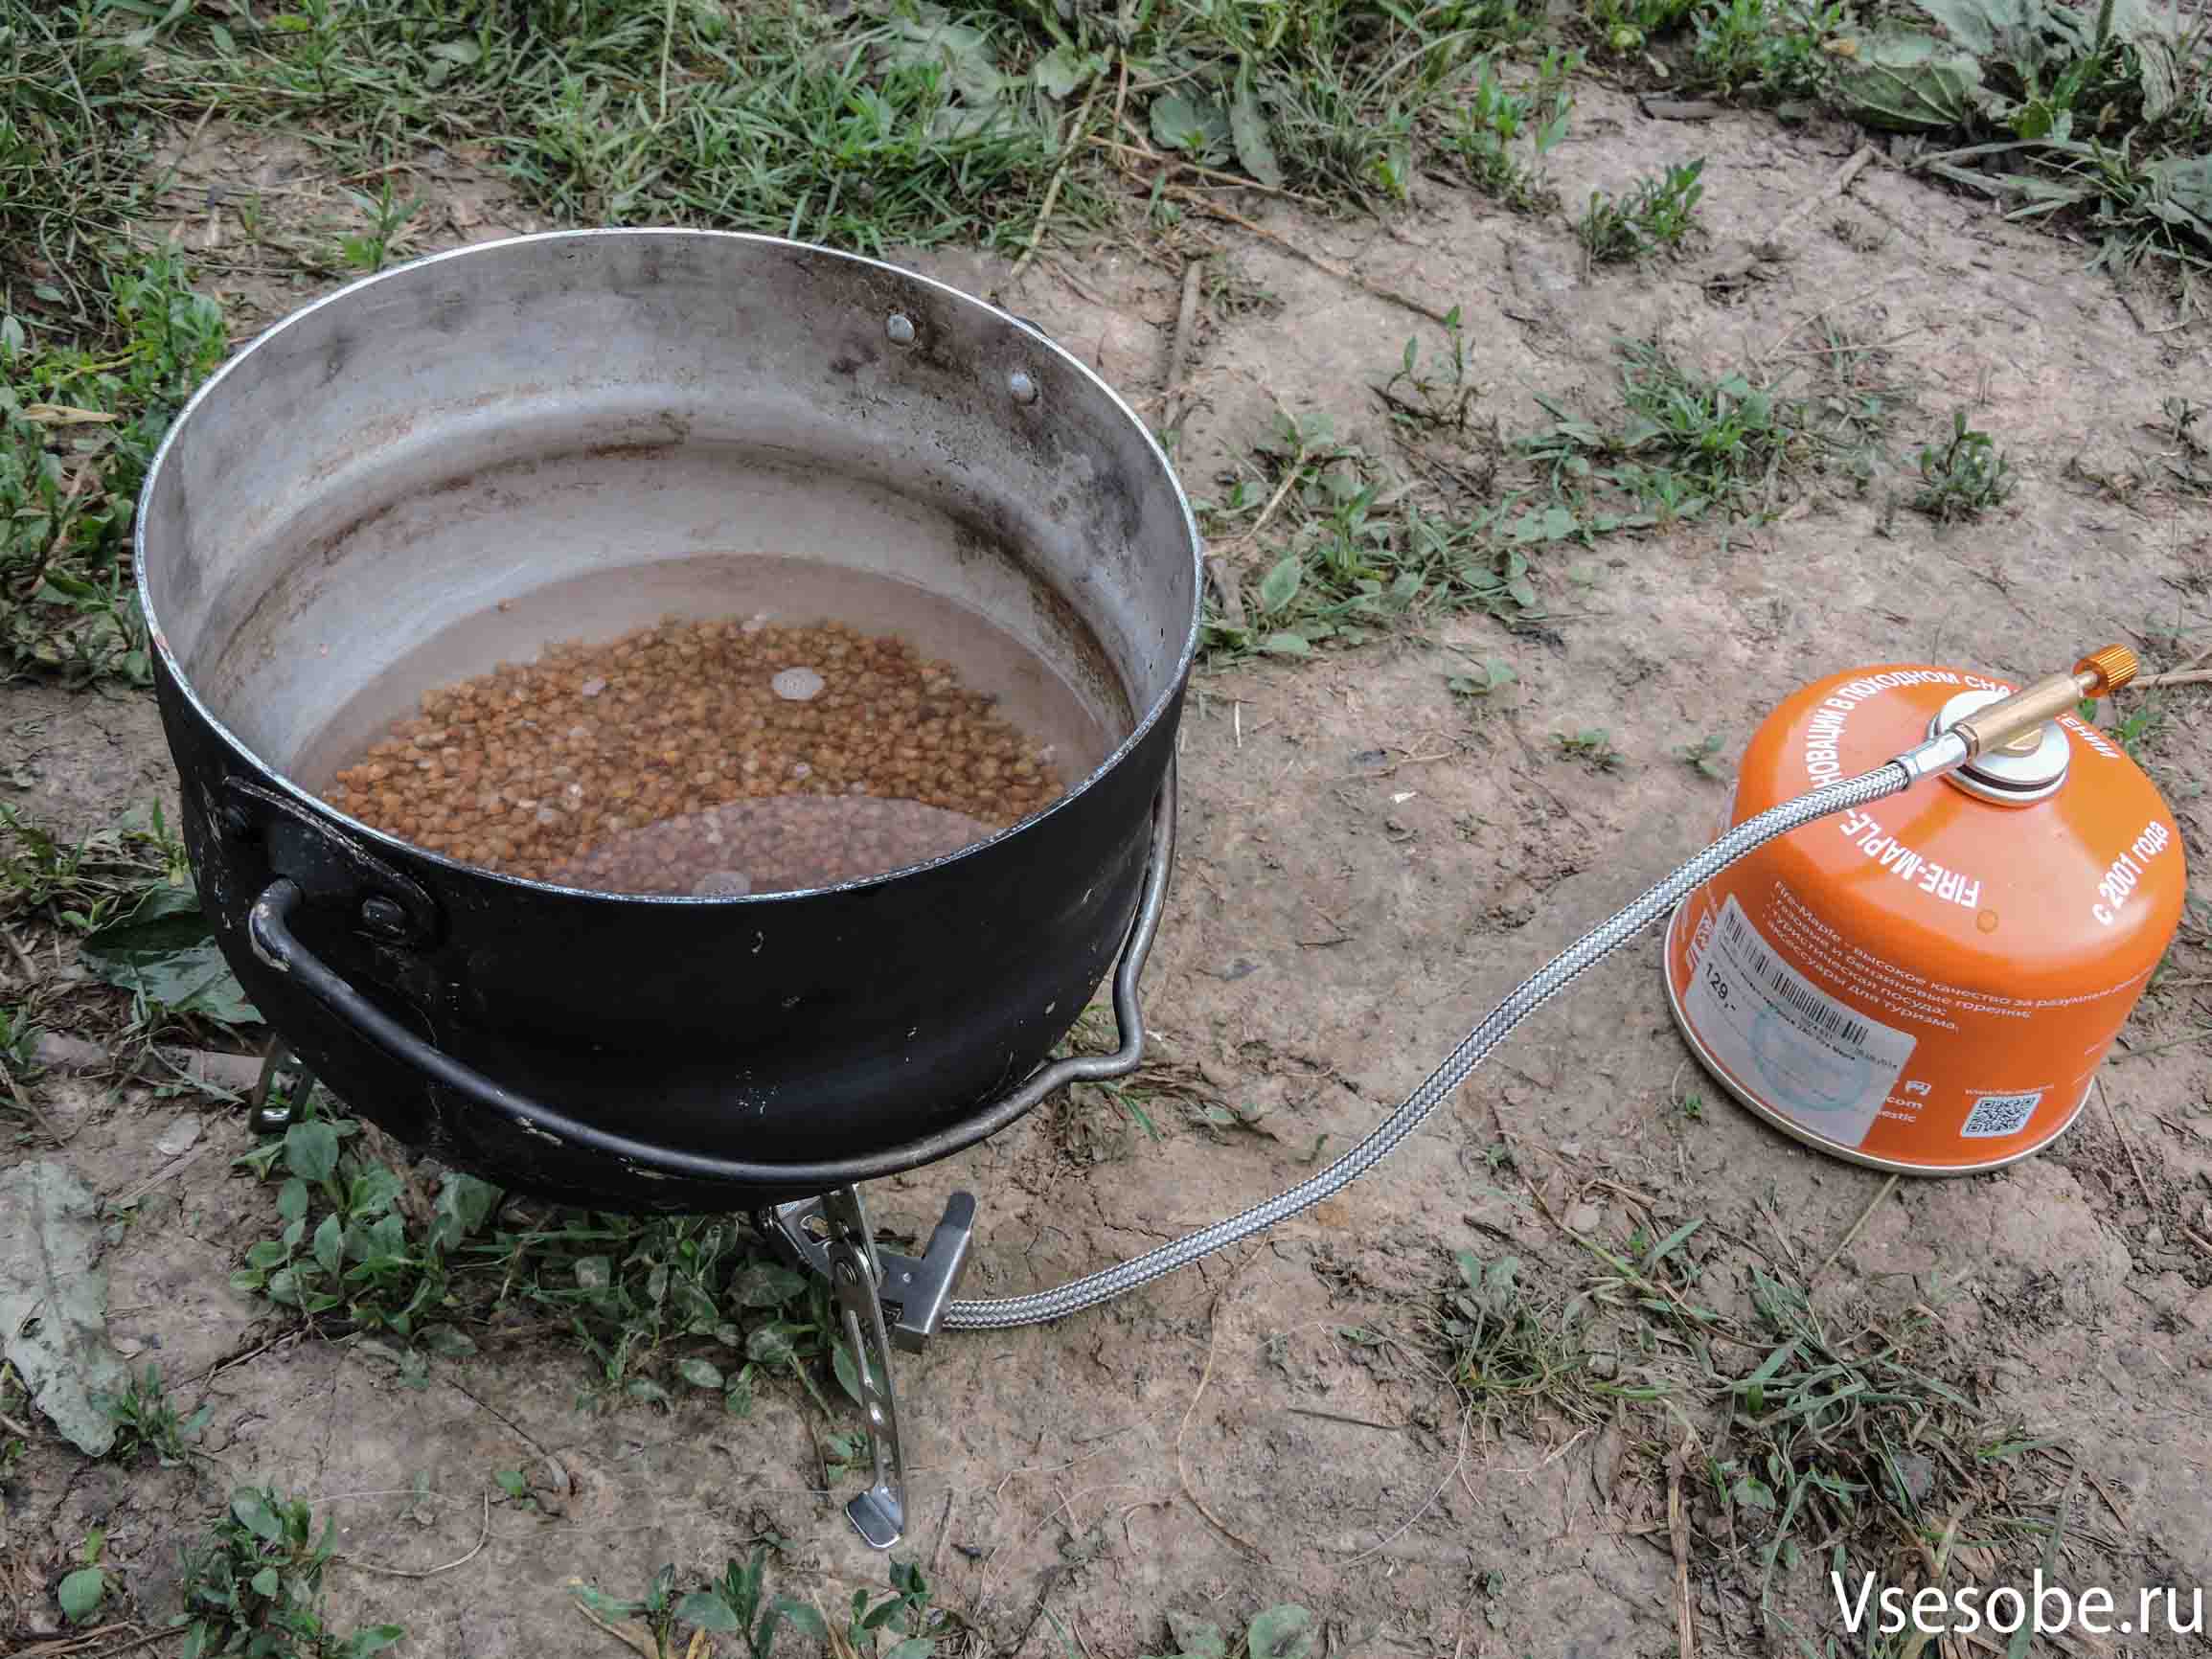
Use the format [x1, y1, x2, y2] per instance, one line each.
[1836, 1571, 2204, 1640]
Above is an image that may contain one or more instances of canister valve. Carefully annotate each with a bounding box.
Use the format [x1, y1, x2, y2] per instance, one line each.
[1951, 645, 2137, 757]
[1893, 645, 2137, 784]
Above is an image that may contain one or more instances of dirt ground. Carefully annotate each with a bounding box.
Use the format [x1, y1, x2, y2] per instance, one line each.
[8, 80, 2212, 1659]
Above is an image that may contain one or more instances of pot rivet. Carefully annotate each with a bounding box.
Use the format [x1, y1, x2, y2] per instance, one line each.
[1008, 369, 1038, 405]
[359, 895, 409, 939]
[885, 313, 916, 346]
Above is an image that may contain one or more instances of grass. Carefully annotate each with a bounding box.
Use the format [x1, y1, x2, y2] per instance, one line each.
[1689, 0, 1846, 100]
[1520, 336, 1890, 534]
[100, 1362, 214, 1466]
[2, 0, 1545, 284]
[1441, 1248, 1619, 1428]
[176, 1488, 404, 1659]
[2, 253, 226, 686]
[1576, 157, 1707, 262]
[1202, 326, 1904, 663]
[1, 800, 264, 1050]
[1910, 409, 2014, 523]
[2154, 395, 2210, 494]
[1678, 733, 1729, 778]
[1439, 48, 1578, 210]
[1197, 405, 1550, 661]
[0, 801, 189, 931]
[1415, 1206, 2086, 1652]
[1145, 1603, 1319, 1659]
[223, 1081, 867, 1420]
[1555, 727, 1626, 770]
[571, 1544, 832, 1659]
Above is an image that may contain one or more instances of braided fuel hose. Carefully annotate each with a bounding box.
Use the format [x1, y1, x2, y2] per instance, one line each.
[940, 646, 2135, 1330]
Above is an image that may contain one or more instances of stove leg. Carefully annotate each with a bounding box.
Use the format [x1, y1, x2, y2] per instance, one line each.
[249, 1041, 314, 1133]
[820, 1185, 908, 1549]
[764, 1185, 974, 1551]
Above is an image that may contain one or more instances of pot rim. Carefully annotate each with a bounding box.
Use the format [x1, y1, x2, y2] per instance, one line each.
[135, 228, 1202, 907]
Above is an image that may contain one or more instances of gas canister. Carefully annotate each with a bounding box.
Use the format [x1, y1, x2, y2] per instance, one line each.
[1663, 659, 2186, 1172]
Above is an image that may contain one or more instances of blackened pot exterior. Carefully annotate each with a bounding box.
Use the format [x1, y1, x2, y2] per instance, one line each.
[138, 232, 1199, 1209]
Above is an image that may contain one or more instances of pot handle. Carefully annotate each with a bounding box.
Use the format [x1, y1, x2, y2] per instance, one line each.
[243, 763, 1176, 1189]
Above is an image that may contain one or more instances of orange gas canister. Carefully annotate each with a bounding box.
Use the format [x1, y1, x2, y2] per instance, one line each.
[1663, 662, 2186, 1172]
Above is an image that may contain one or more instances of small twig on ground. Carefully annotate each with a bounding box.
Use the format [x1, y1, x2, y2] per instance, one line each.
[1176, 1289, 1262, 1556]
[20, 1626, 186, 1659]
[1668, 1435, 1699, 1659]
[1752, 1197, 1808, 1278]
[656, 0, 677, 122]
[340, 1490, 490, 1578]
[1165, 186, 1456, 325]
[1, 1064, 69, 1145]
[1287, 1405, 1404, 1432]
[1639, 97, 1728, 121]
[110, 1141, 218, 1209]
[1159, 255, 1205, 427]
[1339, 1409, 1471, 1566]
[929, 1487, 956, 1576]
[2132, 667, 2212, 689]
[1814, 1173, 1899, 1280]
[2097, 1077, 2157, 1211]
[1011, 67, 1107, 284]
[1706, 148, 1877, 288]
[1773, 145, 1877, 242]
[568, 1578, 658, 1659]
[1087, 136, 1321, 202]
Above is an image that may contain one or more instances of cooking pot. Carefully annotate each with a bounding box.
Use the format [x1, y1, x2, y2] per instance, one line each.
[136, 230, 1199, 1210]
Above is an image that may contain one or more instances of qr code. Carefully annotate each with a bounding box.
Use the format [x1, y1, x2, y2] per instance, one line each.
[1961, 1090, 2043, 1139]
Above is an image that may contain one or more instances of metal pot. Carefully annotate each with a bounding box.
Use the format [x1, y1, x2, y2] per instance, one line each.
[137, 231, 1199, 1210]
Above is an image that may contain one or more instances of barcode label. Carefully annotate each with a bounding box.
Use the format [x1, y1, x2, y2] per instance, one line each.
[1682, 895, 1916, 1148]
[1716, 904, 1873, 1049]
[1961, 1090, 2041, 1139]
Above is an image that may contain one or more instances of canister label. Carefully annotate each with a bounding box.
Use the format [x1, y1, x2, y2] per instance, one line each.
[1682, 896, 1917, 1147]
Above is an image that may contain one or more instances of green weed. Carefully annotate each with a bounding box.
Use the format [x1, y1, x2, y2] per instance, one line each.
[1910, 409, 2014, 522]
[226, 1085, 854, 1417]
[101, 1362, 214, 1466]
[0, 803, 189, 931]
[573, 1545, 826, 1659]
[121, 0, 1546, 258]
[1509, 1212, 2085, 1649]
[57, 1529, 108, 1626]
[2106, 690, 2168, 758]
[1443, 1249, 1619, 1426]
[229, 1093, 491, 1348]
[1577, 157, 1707, 262]
[1836, 0, 2211, 272]
[1518, 339, 1842, 531]
[337, 179, 426, 274]
[1440, 50, 1577, 209]
[1380, 307, 1479, 432]
[1585, 0, 1703, 57]
[2155, 394, 2210, 493]
[1690, 0, 1847, 99]
[0, 7, 171, 335]
[175, 1488, 403, 1659]
[1200, 408, 1548, 661]
[1446, 656, 1518, 700]
[1146, 1603, 1318, 1659]
[1677, 733, 1729, 778]
[1555, 727, 1626, 770]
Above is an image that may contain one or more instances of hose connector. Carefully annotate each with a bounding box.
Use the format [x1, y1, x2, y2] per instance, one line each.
[1950, 644, 2137, 758]
[1885, 644, 2136, 786]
